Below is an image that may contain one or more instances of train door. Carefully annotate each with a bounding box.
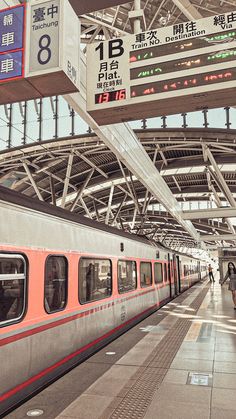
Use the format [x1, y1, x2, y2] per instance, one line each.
[198, 261, 201, 280]
[172, 254, 179, 296]
[167, 253, 172, 298]
[168, 253, 177, 298]
[176, 255, 181, 293]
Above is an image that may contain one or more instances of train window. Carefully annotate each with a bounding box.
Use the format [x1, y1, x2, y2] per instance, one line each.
[118, 260, 137, 293]
[184, 264, 190, 276]
[79, 258, 112, 304]
[154, 263, 163, 284]
[44, 256, 68, 313]
[140, 262, 152, 287]
[0, 254, 26, 326]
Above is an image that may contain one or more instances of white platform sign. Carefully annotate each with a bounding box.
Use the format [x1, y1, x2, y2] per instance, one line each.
[25, 0, 80, 96]
[87, 11, 236, 125]
[28, 0, 60, 72]
[62, 0, 79, 87]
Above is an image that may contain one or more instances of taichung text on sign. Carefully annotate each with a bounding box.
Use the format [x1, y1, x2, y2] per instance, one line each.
[87, 10, 236, 125]
[0, 0, 80, 106]
[0, 4, 25, 82]
[25, 0, 80, 97]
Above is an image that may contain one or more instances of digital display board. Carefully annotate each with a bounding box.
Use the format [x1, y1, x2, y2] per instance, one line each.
[129, 30, 236, 63]
[87, 10, 236, 125]
[0, 4, 25, 83]
[130, 47, 236, 80]
[130, 68, 235, 98]
[95, 89, 126, 103]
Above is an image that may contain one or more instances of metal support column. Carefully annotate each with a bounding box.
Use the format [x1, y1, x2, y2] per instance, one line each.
[224, 107, 231, 129]
[161, 115, 167, 128]
[54, 96, 59, 139]
[22, 162, 44, 201]
[134, 0, 141, 33]
[70, 169, 94, 212]
[202, 109, 209, 128]
[69, 105, 75, 136]
[204, 145, 236, 207]
[105, 183, 114, 224]
[5, 104, 13, 149]
[34, 98, 43, 142]
[61, 152, 74, 208]
[181, 113, 188, 128]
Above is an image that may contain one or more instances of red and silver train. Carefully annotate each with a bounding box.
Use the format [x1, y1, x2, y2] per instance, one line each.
[0, 186, 207, 415]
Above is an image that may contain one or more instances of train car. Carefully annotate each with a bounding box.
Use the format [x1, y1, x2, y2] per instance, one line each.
[0, 186, 207, 416]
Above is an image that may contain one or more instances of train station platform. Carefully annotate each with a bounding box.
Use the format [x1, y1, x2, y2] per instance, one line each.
[7, 276, 236, 419]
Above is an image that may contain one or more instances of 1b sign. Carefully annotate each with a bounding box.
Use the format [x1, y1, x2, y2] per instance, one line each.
[25, 0, 80, 96]
[87, 37, 129, 112]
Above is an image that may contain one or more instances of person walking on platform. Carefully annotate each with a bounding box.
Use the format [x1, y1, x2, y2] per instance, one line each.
[220, 261, 236, 309]
[208, 264, 215, 282]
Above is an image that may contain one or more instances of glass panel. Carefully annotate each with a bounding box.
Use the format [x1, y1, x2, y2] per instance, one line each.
[154, 263, 163, 284]
[79, 258, 112, 304]
[140, 262, 152, 288]
[45, 256, 68, 313]
[0, 255, 26, 324]
[118, 260, 137, 293]
[164, 263, 168, 281]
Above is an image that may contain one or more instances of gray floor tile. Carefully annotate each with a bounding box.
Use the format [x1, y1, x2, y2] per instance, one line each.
[7, 400, 71, 419]
[212, 388, 236, 410]
[163, 369, 190, 385]
[144, 400, 210, 419]
[55, 394, 114, 419]
[174, 349, 214, 361]
[170, 358, 213, 372]
[215, 343, 236, 352]
[151, 382, 211, 405]
[115, 346, 155, 366]
[215, 351, 236, 362]
[85, 365, 138, 397]
[214, 361, 236, 374]
[211, 408, 236, 419]
[180, 342, 215, 351]
[213, 372, 236, 389]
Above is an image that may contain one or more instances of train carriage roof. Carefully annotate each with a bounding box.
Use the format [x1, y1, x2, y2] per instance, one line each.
[0, 185, 151, 247]
[0, 186, 207, 262]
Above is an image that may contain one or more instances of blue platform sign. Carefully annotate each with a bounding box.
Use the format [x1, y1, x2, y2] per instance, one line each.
[0, 4, 25, 82]
[0, 51, 23, 80]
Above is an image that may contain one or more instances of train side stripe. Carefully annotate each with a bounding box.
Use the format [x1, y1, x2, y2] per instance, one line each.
[0, 287, 157, 347]
[0, 302, 159, 403]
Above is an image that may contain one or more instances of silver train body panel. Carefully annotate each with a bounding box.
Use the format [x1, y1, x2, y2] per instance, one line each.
[0, 189, 205, 415]
[0, 201, 162, 259]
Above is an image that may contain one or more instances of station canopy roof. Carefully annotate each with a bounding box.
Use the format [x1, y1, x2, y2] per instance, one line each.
[78, 0, 236, 41]
[1, 0, 236, 257]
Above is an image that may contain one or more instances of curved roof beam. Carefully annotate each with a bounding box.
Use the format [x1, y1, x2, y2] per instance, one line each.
[183, 207, 236, 220]
[200, 234, 236, 242]
[172, 0, 202, 20]
[69, 0, 128, 15]
[64, 53, 200, 242]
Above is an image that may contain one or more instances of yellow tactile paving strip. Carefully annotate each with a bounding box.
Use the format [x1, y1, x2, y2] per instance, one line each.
[185, 321, 202, 341]
[55, 281, 209, 419]
[102, 285, 210, 419]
